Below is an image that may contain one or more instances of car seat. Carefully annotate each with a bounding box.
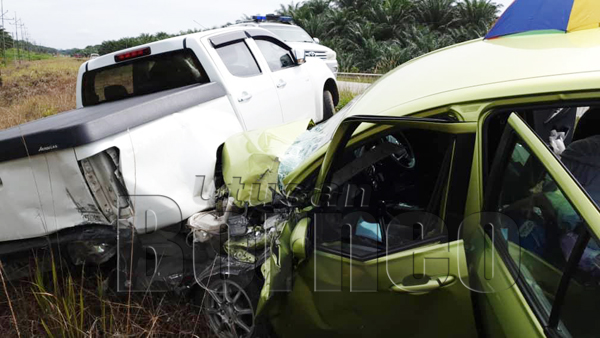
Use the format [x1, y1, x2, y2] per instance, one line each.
[574, 107, 600, 141]
[104, 85, 128, 101]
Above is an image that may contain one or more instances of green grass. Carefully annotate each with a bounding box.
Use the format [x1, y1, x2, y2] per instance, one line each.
[0, 48, 54, 64]
[337, 75, 379, 84]
[336, 89, 356, 112]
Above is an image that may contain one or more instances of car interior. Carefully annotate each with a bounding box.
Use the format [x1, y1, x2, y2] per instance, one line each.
[315, 127, 454, 260]
[484, 105, 600, 337]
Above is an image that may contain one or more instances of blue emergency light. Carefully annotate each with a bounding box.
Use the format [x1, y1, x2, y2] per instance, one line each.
[253, 14, 293, 23]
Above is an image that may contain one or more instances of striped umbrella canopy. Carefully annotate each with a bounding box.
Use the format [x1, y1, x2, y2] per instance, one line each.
[486, 0, 600, 39]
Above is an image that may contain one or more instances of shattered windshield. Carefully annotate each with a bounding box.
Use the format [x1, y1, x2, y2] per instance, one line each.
[277, 96, 360, 189]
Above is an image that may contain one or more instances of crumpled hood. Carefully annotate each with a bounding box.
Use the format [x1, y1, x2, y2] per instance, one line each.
[221, 119, 313, 206]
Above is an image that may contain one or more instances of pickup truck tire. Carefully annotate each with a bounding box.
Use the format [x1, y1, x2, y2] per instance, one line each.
[323, 90, 335, 121]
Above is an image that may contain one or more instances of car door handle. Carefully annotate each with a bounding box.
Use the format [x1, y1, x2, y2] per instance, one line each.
[238, 92, 252, 102]
[390, 275, 456, 295]
[276, 80, 286, 88]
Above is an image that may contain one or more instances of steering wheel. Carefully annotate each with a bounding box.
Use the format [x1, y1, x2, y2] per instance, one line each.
[379, 134, 416, 169]
[359, 134, 415, 193]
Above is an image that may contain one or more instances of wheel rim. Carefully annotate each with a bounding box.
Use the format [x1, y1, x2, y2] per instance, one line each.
[204, 279, 255, 338]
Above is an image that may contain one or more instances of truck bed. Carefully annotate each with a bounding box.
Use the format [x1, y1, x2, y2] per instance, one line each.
[0, 82, 226, 163]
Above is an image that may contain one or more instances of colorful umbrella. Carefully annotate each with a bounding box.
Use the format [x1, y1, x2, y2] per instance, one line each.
[485, 0, 600, 39]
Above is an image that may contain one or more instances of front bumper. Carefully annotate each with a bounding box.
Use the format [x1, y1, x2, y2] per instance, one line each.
[324, 60, 338, 76]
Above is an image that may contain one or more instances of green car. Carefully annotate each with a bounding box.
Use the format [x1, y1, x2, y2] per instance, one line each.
[199, 29, 600, 338]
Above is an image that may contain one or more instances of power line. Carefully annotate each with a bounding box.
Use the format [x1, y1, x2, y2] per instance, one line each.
[18, 19, 28, 61]
[0, 4, 37, 64]
[9, 12, 20, 62]
[0, 0, 14, 64]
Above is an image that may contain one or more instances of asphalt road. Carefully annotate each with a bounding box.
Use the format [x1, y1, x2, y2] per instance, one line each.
[338, 81, 371, 95]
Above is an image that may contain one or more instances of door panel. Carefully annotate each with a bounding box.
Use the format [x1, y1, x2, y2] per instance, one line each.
[468, 112, 600, 338]
[268, 116, 478, 337]
[271, 66, 314, 123]
[251, 39, 314, 123]
[210, 39, 283, 130]
[470, 226, 547, 338]
[292, 240, 477, 337]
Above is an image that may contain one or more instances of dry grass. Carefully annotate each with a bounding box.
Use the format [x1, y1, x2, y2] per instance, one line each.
[0, 58, 83, 130]
[0, 253, 212, 337]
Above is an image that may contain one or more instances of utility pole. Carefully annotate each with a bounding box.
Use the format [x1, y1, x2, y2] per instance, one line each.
[10, 12, 19, 62]
[19, 21, 28, 61]
[0, 0, 12, 65]
[0, 0, 5, 64]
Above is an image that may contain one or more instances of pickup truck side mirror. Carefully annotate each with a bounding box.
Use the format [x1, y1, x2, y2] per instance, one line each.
[313, 37, 320, 44]
[293, 48, 306, 65]
[291, 217, 311, 261]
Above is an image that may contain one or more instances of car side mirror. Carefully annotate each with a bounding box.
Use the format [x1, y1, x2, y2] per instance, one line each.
[291, 217, 311, 261]
[313, 37, 320, 44]
[293, 48, 305, 64]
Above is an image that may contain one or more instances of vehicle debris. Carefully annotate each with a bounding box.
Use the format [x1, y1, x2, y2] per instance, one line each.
[188, 197, 235, 243]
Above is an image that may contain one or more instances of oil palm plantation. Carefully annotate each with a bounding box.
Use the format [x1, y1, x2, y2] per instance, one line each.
[277, 0, 501, 73]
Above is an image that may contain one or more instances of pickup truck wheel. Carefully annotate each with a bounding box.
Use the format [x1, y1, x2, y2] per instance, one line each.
[323, 90, 335, 121]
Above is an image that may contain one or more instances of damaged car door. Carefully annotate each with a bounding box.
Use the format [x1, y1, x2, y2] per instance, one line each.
[464, 111, 600, 338]
[259, 115, 479, 338]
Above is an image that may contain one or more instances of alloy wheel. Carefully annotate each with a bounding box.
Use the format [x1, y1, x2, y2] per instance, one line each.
[204, 279, 256, 338]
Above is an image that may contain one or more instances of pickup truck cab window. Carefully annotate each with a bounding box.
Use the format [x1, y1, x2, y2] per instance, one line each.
[254, 39, 296, 72]
[215, 41, 261, 77]
[81, 49, 208, 107]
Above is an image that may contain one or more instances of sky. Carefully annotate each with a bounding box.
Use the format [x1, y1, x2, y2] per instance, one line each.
[1, 0, 515, 50]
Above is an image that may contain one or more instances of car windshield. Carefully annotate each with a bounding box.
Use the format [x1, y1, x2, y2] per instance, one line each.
[264, 25, 314, 43]
[277, 96, 360, 189]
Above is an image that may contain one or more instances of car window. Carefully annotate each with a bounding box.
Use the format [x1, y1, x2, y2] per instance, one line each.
[215, 41, 261, 77]
[82, 49, 209, 106]
[315, 128, 453, 260]
[490, 138, 588, 320]
[559, 234, 600, 337]
[254, 39, 295, 72]
[263, 25, 314, 43]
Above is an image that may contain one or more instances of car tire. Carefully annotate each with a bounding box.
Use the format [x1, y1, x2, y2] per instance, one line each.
[323, 90, 335, 121]
[195, 275, 274, 338]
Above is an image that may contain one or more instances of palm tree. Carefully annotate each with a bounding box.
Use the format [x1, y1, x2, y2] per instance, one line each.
[456, 0, 500, 27]
[413, 0, 458, 30]
[277, 2, 303, 16]
[367, 0, 414, 40]
[92, 0, 502, 73]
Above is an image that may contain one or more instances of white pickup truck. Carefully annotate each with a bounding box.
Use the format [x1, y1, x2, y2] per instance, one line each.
[0, 26, 338, 254]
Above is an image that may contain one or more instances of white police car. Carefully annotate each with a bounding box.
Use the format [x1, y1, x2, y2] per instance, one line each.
[236, 15, 338, 75]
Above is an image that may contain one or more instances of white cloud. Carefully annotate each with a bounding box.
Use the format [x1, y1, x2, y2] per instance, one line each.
[2, 0, 516, 50]
[2, 0, 287, 49]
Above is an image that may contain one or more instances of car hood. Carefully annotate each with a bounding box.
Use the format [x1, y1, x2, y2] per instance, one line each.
[221, 119, 313, 206]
